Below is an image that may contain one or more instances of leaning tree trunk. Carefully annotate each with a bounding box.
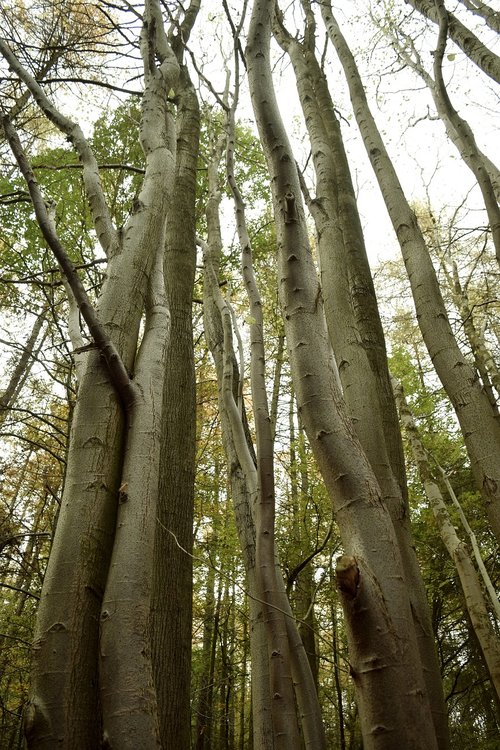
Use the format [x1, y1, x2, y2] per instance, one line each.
[246, 3, 439, 748]
[0, 306, 48, 429]
[394, 378, 500, 702]
[404, 0, 500, 83]
[432, 0, 500, 267]
[274, 6, 448, 745]
[321, 0, 500, 547]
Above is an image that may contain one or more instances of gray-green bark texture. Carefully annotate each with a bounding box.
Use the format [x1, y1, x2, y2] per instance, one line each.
[321, 0, 500, 547]
[275, 5, 448, 746]
[247, 2, 439, 748]
[12, 2, 181, 746]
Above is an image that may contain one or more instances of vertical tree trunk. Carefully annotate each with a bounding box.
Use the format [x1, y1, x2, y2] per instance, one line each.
[321, 0, 500, 546]
[202, 203, 275, 749]
[247, 3, 439, 748]
[195, 562, 216, 750]
[99, 242, 169, 748]
[226, 86, 326, 748]
[151, 67, 200, 749]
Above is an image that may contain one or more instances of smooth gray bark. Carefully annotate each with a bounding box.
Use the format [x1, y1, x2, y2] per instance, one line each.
[321, 1, 500, 546]
[247, 3, 439, 748]
[458, 0, 500, 33]
[202, 235, 274, 750]
[404, 0, 500, 83]
[275, 6, 448, 746]
[2, 4, 180, 745]
[432, 0, 500, 267]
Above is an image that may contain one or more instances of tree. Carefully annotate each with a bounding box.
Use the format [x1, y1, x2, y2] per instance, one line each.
[247, 2, 442, 747]
[321, 0, 500, 546]
[1, 1, 196, 746]
[1, 1, 499, 747]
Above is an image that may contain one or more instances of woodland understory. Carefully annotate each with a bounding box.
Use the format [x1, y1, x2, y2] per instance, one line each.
[0, 1, 499, 749]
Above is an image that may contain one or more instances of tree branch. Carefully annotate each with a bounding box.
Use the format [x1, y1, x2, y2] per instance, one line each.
[2, 114, 136, 413]
[0, 37, 119, 258]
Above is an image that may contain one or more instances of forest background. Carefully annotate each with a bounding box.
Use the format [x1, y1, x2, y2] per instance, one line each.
[0, 1, 499, 748]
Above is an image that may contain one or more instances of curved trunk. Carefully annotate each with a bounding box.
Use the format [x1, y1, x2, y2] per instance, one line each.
[432, 1, 500, 267]
[274, 10, 448, 746]
[247, 3, 439, 748]
[322, 1, 500, 546]
[100, 244, 169, 748]
[404, 0, 500, 83]
[395, 379, 500, 702]
[19, 4, 180, 745]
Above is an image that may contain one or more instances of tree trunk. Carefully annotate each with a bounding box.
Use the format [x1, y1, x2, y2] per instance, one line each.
[100, 243, 169, 748]
[394, 378, 500, 702]
[226, 92, 327, 748]
[0, 306, 48, 429]
[404, 0, 500, 83]
[202, 202, 275, 750]
[321, 0, 500, 546]
[195, 563, 219, 750]
[432, 0, 500, 267]
[247, 3, 439, 748]
[15, 4, 180, 745]
[275, 6, 448, 745]
[151, 66, 199, 749]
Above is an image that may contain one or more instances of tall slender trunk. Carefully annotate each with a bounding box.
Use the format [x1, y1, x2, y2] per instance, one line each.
[432, 0, 500, 267]
[331, 599, 347, 750]
[195, 564, 219, 750]
[274, 6, 448, 744]
[247, 3, 439, 748]
[202, 191, 274, 749]
[404, 0, 500, 83]
[7, 4, 181, 745]
[322, 1, 500, 546]
[151, 67, 199, 749]
[0, 307, 48, 429]
[394, 378, 500, 702]
[226, 83, 326, 748]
